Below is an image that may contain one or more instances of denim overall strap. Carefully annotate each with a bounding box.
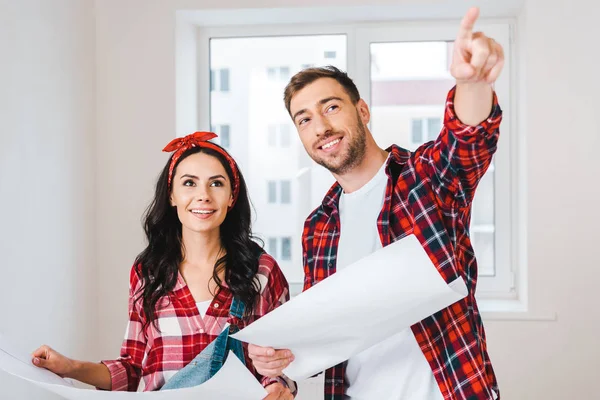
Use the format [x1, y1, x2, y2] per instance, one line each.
[208, 296, 246, 377]
[160, 297, 247, 390]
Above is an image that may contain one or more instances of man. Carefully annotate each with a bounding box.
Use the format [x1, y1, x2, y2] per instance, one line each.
[249, 7, 504, 400]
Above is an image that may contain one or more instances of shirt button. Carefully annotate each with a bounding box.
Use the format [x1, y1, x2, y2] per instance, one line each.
[198, 328, 204, 333]
[213, 303, 219, 308]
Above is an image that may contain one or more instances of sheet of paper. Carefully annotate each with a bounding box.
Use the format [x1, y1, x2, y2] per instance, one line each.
[0, 335, 267, 400]
[232, 234, 468, 380]
[0, 334, 74, 387]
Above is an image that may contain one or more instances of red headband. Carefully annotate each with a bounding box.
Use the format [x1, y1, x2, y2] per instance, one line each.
[163, 131, 240, 208]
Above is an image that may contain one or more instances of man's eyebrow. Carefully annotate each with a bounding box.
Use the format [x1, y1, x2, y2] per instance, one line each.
[292, 97, 343, 122]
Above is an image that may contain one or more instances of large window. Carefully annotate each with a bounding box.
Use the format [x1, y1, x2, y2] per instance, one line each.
[196, 21, 515, 302]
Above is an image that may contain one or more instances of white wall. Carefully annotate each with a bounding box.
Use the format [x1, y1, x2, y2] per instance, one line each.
[482, 0, 600, 398]
[0, 0, 96, 398]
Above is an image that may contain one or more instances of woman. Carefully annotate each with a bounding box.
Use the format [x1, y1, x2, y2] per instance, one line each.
[32, 132, 295, 399]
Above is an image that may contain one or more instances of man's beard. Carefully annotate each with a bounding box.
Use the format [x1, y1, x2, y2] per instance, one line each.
[312, 113, 367, 175]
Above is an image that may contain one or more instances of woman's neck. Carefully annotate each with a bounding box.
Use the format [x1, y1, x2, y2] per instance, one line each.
[180, 228, 223, 270]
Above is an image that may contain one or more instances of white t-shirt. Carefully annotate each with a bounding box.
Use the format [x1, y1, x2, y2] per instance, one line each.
[196, 300, 212, 319]
[337, 157, 444, 400]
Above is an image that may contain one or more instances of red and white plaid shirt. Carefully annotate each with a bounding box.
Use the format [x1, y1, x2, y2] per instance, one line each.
[102, 252, 291, 392]
[302, 87, 502, 400]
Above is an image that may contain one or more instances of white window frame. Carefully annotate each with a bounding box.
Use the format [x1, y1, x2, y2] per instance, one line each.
[195, 18, 521, 310]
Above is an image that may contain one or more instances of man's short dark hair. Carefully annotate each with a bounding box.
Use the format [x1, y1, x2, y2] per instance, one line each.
[283, 65, 361, 115]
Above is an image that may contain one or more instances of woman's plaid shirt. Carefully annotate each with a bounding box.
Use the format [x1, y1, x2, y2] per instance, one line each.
[101, 253, 291, 392]
[302, 87, 502, 400]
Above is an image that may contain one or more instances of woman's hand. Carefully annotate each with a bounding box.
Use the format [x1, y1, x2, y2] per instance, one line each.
[31, 345, 76, 378]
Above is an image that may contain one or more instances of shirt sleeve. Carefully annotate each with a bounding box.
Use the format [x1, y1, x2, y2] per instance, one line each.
[247, 253, 297, 396]
[412, 86, 502, 210]
[99, 266, 147, 391]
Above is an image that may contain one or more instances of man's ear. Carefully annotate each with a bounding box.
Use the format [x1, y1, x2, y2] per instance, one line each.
[356, 98, 371, 125]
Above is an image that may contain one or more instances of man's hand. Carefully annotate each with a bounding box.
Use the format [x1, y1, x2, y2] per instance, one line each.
[248, 344, 294, 378]
[451, 7, 505, 85]
[263, 382, 294, 400]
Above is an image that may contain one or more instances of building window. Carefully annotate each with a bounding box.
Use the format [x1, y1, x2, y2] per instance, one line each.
[266, 180, 292, 204]
[281, 237, 292, 260]
[280, 180, 291, 204]
[267, 181, 277, 203]
[268, 238, 278, 258]
[411, 119, 423, 143]
[211, 68, 230, 92]
[220, 125, 230, 148]
[411, 117, 441, 144]
[267, 66, 291, 81]
[211, 124, 231, 148]
[324, 50, 337, 59]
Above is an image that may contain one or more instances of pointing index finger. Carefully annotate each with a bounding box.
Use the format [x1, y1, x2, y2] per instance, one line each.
[457, 7, 480, 42]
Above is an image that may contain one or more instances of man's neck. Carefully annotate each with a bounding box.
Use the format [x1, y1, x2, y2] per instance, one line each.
[333, 142, 388, 194]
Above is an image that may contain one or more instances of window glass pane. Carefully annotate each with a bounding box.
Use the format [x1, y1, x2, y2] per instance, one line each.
[370, 41, 495, 276]
[426, 117, 441, 141]
[471, 231, 494, 276]
[471, 166, 495, 276]
[209, 35, 346, 284]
